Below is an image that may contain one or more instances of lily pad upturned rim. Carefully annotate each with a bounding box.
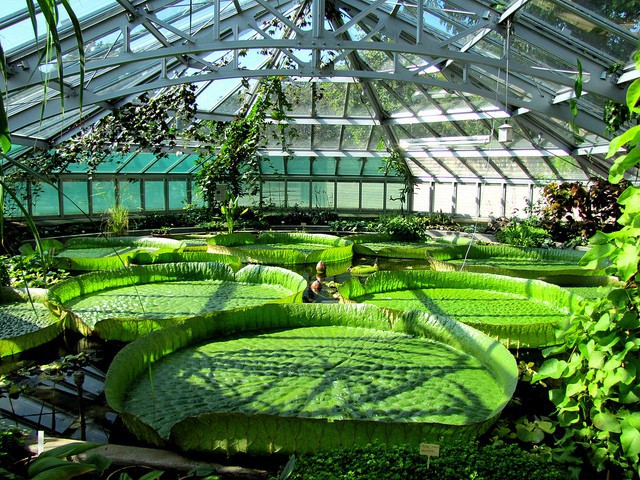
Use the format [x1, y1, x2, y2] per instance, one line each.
[104, 302, 517, 455]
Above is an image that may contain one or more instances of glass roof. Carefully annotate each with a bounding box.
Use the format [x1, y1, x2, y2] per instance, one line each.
[2, 0, 637, 183]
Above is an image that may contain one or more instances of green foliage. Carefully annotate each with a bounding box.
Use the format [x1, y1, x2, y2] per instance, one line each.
[278, 442, 567, 480]
[192, 77, 295, 208]
[220, 197, 248, 234]
[535, 179, 627, 244]
[533, 52, 640, 478]
[380, 148, 414, 210]
[1, 248, 69, 288]
[104, 205, 130, 237]
[494, 217, 553, 248]
[330, 213, 461, 239]
[0, 423, 27, 465]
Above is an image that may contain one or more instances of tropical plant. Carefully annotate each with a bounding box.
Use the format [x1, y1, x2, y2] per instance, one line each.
[534, 179, 627, 244]
[494, 217, 553, 248]
[380, 147, 414, 211]
[532, 49, 640, 479]
[220, 197, 248, 234]
[103, 205, 130, 237]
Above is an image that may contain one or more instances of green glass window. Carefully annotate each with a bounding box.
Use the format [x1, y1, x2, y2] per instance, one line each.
[287, 181, 310, 208]
[62, 180, 89, 215]
[145, 181, 165, 211]
[336, 182, 360, 209]
[92, 180, 116, 213]
[168, 181, 188, 210]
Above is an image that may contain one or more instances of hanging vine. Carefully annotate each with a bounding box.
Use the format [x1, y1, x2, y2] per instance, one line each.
[188, 76, 296, 210]
[381, 146, 414, 211]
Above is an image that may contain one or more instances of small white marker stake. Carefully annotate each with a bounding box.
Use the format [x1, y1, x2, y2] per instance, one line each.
[419, 443, 440, 468]
[37, 430, 44, 454]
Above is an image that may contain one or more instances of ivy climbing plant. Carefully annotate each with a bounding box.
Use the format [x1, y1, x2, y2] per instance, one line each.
[533, 48, 640, 479]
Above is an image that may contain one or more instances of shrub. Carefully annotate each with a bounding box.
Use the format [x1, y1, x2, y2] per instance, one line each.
[494, 218, 553, 248]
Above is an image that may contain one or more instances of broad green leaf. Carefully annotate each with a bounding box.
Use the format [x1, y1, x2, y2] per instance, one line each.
[30, 463, 97, 480]
[627, 78, 640, 113]
[610, 148, 640, 183]
[607, 125, 640, 158]
[515, 424, 544, 443]
[578, 243, 616, 268]
[593, 412, 621, 433]
[105, 303, 518, 455]
[615, 243, 640, 281]
[38, 442, 101, 459]
[574, 59, 583, 98]
[621, 424, 640, 457]
[533, 358, 567, 382]
[137, 470, 164, 480]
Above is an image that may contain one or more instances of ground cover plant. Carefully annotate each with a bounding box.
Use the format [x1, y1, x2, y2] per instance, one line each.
[279, 442, 568, 480]
[105, 303, 517, 455]
[47, 263, 306, 341]
[207, 232, 353, 265]
[339, 270, 584, 348]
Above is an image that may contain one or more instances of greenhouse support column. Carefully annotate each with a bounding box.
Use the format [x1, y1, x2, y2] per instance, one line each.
[501, 183, 507, 217]
[476, 182, 481, 218]
[429, 182, 435, 213]
[452, 182, 458, 215]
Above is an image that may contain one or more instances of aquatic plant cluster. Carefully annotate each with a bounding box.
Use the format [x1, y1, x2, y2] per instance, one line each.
[0, 225, 628, 477]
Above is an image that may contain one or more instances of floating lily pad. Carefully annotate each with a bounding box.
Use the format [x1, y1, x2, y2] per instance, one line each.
[0, 288, 65, 358]
[48, 262, 307, 340]
[339, 270, 586, 348]
[207, 232, 353, 265]
[53, 236, 187, 271]
[105, 303, 517, 454]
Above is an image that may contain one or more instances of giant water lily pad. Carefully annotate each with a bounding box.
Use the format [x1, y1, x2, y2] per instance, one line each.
[48, 262, 307, 341]
[207, 232, 353, 265]
[52, 236, 187, 271]
[429, 245, 607, 282]
[0, 288, 72, 358]
[339, 270, 586, 348]
[105, 303, 517, 455]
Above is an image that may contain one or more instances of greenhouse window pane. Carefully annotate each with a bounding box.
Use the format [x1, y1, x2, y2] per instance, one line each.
[169, 155, 199, 174]
[168, 181, 188, 210]
[262, 156, 286, 175]
[361, 183, 384, 210]
[386, 183, 404, 211]
[287, 181, 310, 208]
[505, 185, 531, 218]
[433, 183, 454, 214]
[479, 184, 504, 218]
[456, 183, 478, 216]
[341, 126, 371, 150]
[146, 154, 182, 174]
[311, 181, 335, 208]
[412, 182, 431, 213]
[336, 182, 360, 209]
[145, 181, 165, 211]
[92, 181, 116, 213]
[62, 180, 88, 215]
[120, 180, 141, 211]
[120, 153, 158, 173]
[337, 157, 363, 175]
[3, 182, 28, 217]
[362, 157, 386, 176]
[287, 157, 311, 175]
[95, 154, 135, 173]
[315, 83, 347, 116]
[313, 125, 341, 149]
[32, 183, 60, 216]
[312, 157, 337, 175]
[262, 181, 286, 207]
